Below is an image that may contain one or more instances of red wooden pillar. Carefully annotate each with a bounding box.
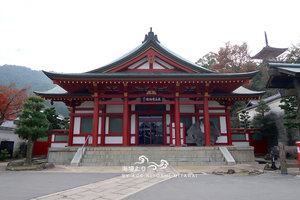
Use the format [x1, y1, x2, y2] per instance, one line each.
[68, 106, 75, 146]
[175, 91, 181, 146]
[226, 105, 233, 145]
[100, 106, 106, 146]
[123, 92, 129, 146]
[203, 94, 211, 146]
[92, 92, 99, 146]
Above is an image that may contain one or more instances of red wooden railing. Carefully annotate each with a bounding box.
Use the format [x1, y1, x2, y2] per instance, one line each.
[231, 128, 268, 154]
[51, 129, 69, 144]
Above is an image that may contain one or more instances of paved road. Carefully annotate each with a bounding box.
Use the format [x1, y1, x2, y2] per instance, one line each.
[0, 171, 120, 200]
[1, 170, 300, 200]
[124, 173, 300, 200]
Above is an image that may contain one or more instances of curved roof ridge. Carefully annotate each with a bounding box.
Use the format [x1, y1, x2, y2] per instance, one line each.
[86, 29, 215, 74]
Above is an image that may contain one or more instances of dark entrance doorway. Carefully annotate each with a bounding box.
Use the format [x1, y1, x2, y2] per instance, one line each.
[138, 115, 163, 145]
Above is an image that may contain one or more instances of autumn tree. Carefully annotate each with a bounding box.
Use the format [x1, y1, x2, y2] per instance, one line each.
[14, 96, 50, 165]
[196, 42, 257, 73]
[0, 84, 27, 125]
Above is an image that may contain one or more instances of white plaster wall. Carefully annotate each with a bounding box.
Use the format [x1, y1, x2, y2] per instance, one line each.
[98, 117, 102, 134]
[246, 99, 284, 121]
[233, 142, 250, 146]
[105, 117, 109, 134]
[137, 62, 149, 69]
[77, 101, 93, 108]
[166, 104, 170, 111]
[220, 117, 227, 133]
[153, 62, 165, 69]
[73, 117, 80, 134]
[106, 105, 123, 113]
[269, 99, 284, 113]
[131, 115, 136, 134]
[166, 136, 170, 144]
[98, 136, 101, 144]
[73, 137, 85, 144]
[131, 136, 135, 144]
[155, 57, 174, 69]
[208, 101, 224, 108]
[131, 105, 135, 111]
[1, 121, 16, 128]
[128, 57, 147, 69]
[208, 110, 225, 113]
[105, 136, 123, 144]
[199, 110, 225, 114]
[216, 136, 228, 143]
[180, 105, 195, 113]
[75, 110, 94, 114]
[88, 136, 92, 145]
[0, 131, 25, 151]
[51, 143, 67, 148]
[166, 114, 170, 134]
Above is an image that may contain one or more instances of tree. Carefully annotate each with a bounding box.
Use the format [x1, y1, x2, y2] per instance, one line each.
[44, 107, 61, 130]
[253, 101, 277, 149]
[0, 84, 27, 125]
[14, 96, 50, 165]
[196, 42, 257, 73]
[279, 96, 300, 130]
[282, 43, 300, 64]
[196, 52, 217, 69]
[255, 99, 270, 117]
[239, 110, 251, 129]
[61, 116, 70, 129]
[44, 107, 70, 130]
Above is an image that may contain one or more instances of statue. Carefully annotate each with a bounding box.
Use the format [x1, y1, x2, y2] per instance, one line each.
[186, 119, 220, 146]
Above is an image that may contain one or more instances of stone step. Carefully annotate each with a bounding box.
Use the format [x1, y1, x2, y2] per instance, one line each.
[83, 153, 224, 158]
[81, 157, 224, 163]
[84, 151, 222, 156]
[80, 161, 226, 166]
[80, 148, 226, 166]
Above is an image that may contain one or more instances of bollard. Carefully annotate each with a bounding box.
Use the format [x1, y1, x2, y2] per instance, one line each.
[296, 141, 300, 170]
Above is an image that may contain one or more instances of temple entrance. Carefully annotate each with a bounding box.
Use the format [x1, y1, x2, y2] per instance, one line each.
[138, 115, 163, 145]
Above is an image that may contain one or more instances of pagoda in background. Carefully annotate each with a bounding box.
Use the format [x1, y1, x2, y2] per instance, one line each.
[252, 32, 287, 63]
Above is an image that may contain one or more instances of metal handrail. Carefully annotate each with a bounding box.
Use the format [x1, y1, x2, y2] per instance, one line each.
[80, 135, 91, 153]
[70, 135, 91, 166]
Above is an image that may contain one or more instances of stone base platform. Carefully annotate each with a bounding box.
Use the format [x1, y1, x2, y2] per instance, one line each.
[47, 146, 255, 166]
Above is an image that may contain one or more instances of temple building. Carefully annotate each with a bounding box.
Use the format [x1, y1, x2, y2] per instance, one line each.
[36, 29, 263, 148]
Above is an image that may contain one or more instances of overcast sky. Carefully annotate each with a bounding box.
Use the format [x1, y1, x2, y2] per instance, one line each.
[0, 0, 299, 73]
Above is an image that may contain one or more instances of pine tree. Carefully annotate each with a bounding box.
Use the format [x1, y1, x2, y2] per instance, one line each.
[239, 110, 251, 129]
[14, 96, 50, 165]
[279, 96, 300, 130]
[255, 100, 271, 117]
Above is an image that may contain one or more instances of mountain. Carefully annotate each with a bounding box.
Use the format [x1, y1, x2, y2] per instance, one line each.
[0, 65, 69, 116]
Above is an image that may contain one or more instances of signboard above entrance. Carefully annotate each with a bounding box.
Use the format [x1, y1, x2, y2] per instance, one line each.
[141, 96, 162, 102]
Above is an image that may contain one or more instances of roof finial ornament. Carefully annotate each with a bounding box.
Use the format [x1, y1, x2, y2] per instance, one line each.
[142, 27, 160, 43]
[265, 31, 269, 47]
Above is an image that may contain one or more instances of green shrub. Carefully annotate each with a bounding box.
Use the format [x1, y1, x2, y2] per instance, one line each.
[0, 149, 10, 161]
[13, 149, 24, 159]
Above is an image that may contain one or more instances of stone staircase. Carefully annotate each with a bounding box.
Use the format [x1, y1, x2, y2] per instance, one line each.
[80, 147, 227, 166]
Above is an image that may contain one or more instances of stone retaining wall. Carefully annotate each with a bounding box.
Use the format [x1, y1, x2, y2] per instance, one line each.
[47, 146, 255, 166]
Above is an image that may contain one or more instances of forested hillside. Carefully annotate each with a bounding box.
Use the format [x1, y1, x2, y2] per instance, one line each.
[0, 65, 69, 116]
